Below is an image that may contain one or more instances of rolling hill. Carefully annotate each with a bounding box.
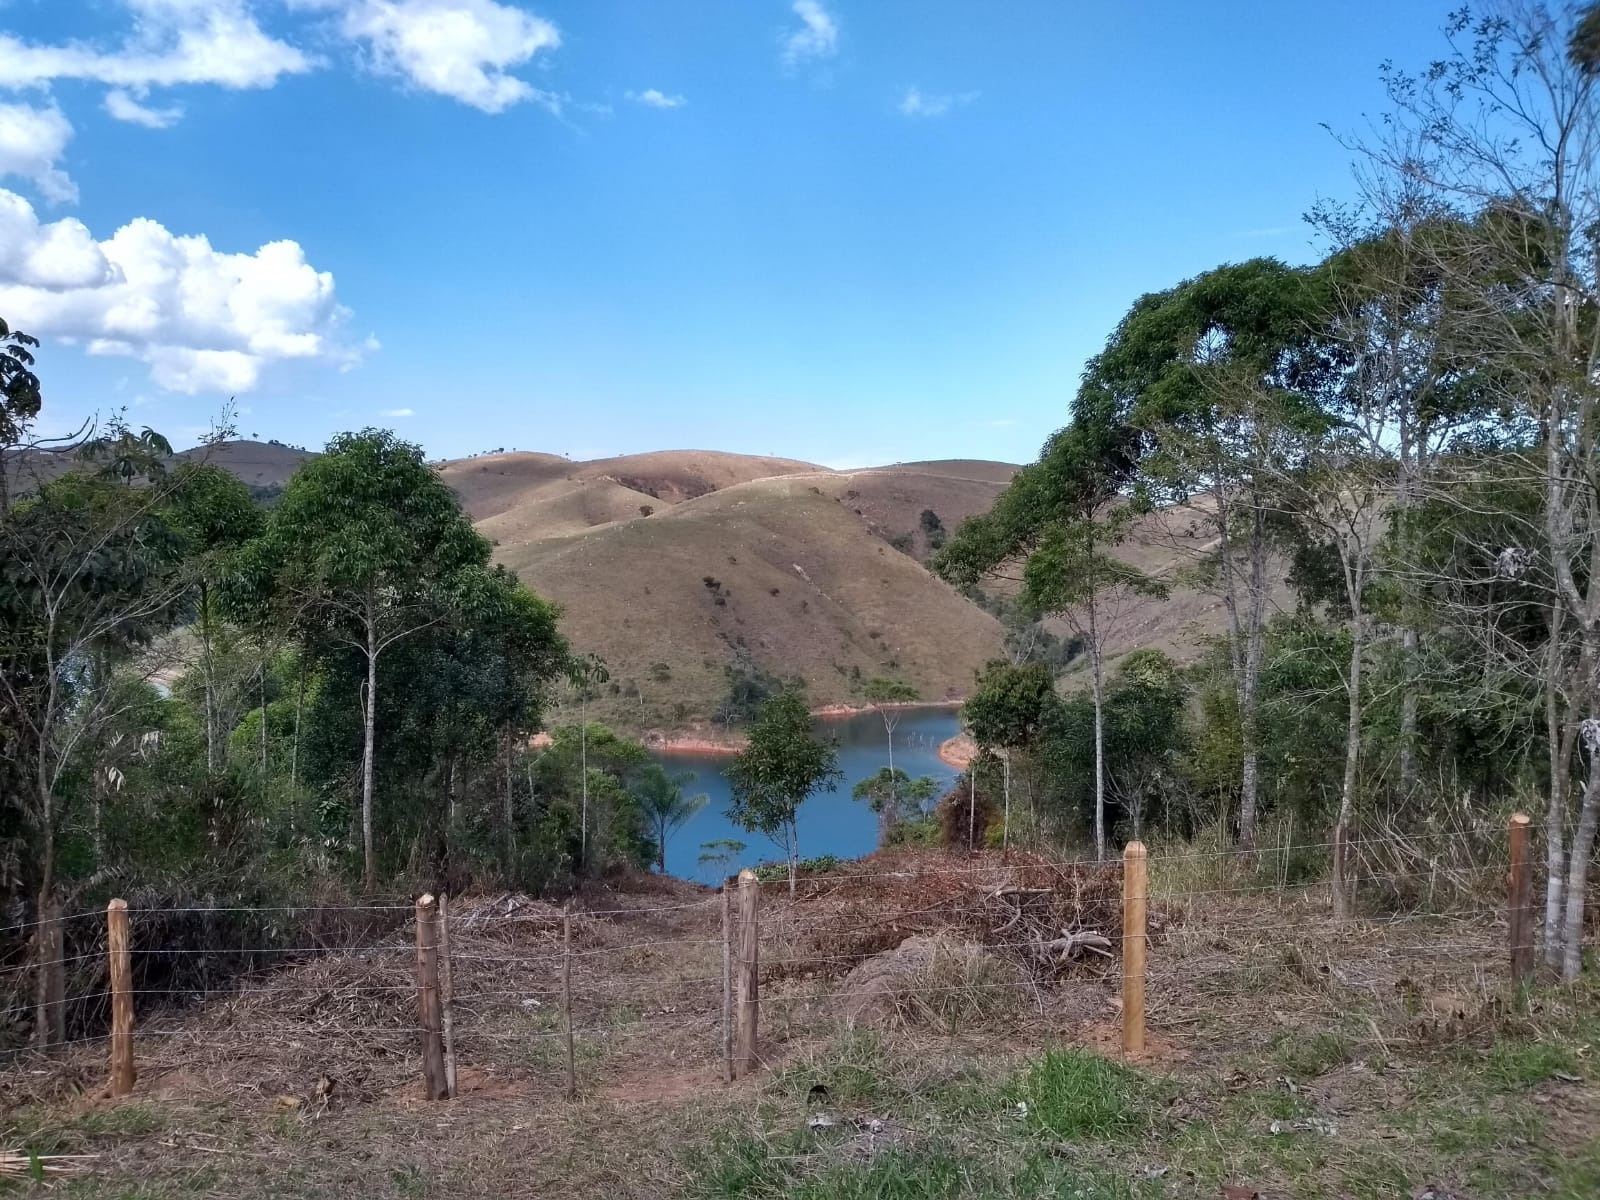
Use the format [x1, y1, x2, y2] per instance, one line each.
[435, 450, 1018, 735]
[12, 431, 1261, 734]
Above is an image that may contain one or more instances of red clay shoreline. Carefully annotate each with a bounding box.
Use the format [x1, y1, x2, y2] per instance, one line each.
[649, 700, 967, 759]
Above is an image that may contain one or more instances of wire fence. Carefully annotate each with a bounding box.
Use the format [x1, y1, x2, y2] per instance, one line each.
[0, 818, 1541, 1107]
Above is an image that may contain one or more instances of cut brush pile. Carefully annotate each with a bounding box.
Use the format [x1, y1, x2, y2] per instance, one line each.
[770, 850, 1125, 982]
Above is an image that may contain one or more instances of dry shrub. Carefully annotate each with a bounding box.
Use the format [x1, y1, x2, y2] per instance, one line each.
[839, 934, 1023, 1033]
[776, 849, 1122, 982]
[935, 772, 998, 851]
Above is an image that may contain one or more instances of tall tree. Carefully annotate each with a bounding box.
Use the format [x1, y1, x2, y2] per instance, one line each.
[0, 423, 189, 1046]
[1125, 259, 1331, 849]
[241, 429, 491, 892]
[936, 321, 1160, 860]
[725, 690, 842, 896]
[862, 676, 918, 816]
[168, 463, 263, 773]
[1368, 1, 1600, 975]
[564, 652, 610, 873]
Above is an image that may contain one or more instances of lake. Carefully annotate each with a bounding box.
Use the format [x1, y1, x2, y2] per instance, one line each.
[653, 707, 963, 883]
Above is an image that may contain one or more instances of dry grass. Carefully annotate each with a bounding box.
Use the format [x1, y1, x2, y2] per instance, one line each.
[3, 848, 1596, 1199]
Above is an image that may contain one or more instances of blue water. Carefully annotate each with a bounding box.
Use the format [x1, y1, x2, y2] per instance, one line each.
[653, 707, 963, 883]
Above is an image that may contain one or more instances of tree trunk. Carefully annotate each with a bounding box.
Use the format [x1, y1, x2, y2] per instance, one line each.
[1544, 601, 1571, 967]
[199, 581, 218, 774]
[503, 735, 516, 874]
[33, 848, 63, 1051]
[1236, 496, 1268, 850]
[1332, 617, 1364, 918]
[33, 729, 63, 1049]
[884, 712, 897, 819]
[1089, 593, 1107, 862]
[361, 610, 379, 894]
[1398, 627, 1420, 801]
[290, 649, 306, 798]
[579, 698, 589, 873]
[259, 644, 270, 805]
[788, 820, 798, 899]
[968, 769, 977, 851]
[1559, 746, 1600, 981]
[1002, 752, 1011, 851]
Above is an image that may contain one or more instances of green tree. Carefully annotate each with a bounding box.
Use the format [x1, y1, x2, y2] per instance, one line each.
[935, 350, 1164, 860]
[1023, 512, 1166, 860]
[632, 764, 709, 873]
[168, 463, 264, 772]
[240, 429, 492, 892]
[0, 317, 41, 446]
[1121, 258, 1332, 849]
[852, 766, 938, 844]
[725, 690, 842, 896]
[862, 675, 918, 812]
[962, 660, 1059, 848]
[564, 651, 611, 872]
[0, 452, 188, 1044]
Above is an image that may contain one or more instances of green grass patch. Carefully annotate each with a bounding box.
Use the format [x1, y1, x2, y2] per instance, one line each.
[1477, 1039, 1579, 1089]
[1013, 1049, 1158, 1141]
[1270, 1029, 1350, 1078]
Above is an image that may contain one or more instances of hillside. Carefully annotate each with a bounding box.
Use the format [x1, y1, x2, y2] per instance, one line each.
[3, 438, 312, 496]
[465, 456, 1015, 734]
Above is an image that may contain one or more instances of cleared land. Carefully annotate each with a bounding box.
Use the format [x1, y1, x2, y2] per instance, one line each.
[4, 846, 1594, 1199]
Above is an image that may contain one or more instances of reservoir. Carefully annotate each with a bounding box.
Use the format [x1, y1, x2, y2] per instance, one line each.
[653, 706, 963, 883]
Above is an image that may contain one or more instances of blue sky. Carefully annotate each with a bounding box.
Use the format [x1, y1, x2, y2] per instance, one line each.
[1, 1, 1450, 467]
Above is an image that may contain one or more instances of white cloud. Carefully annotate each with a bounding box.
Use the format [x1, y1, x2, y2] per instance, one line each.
[0, 187, 370, 394]
[104, 88, 185, 129]
[0, 103, 76, 203]
[0, 1, 312, 92]
[627, 88, 685, 110]
[781, 0, 837, 68]
[298, 0, 561, 113]
[896, 86, 977, 119]
[381, 406, 414, 417]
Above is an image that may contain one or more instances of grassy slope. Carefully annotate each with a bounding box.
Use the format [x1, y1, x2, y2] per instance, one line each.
[495, 473, 1007, 731]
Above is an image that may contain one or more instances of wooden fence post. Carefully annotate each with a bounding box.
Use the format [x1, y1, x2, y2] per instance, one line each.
[1508, 813, 1533, 991]
[734, 869, 760, 1078]
[1122, 842, 1147, 1055]
[107, 899, 134, 1097]
[414, 895, 448, 1101]
[721, 879, 733, 1085]
[562, 904, 576, 1100]
[438, 893, 458, 1099]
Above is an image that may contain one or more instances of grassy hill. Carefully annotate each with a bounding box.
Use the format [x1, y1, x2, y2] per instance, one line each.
[13, 433, 1273, 729]
[443, 451, 1015, 734]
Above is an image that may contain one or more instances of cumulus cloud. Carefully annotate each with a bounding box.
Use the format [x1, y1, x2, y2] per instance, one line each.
[0, 103, 77, 203]
[104, 88, 185, 129]
[297, 0, 562, 113]
[781, 0, 837, 68]
[0, 188, 370, 394]
[627, 88, 685, 109]
[381, 406, 414, 417]
[0, 0, 312, 93]
[896, 86, 977, 119]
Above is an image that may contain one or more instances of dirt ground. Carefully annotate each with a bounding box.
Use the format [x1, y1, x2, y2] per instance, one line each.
[2, 851, 1597, 1198]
